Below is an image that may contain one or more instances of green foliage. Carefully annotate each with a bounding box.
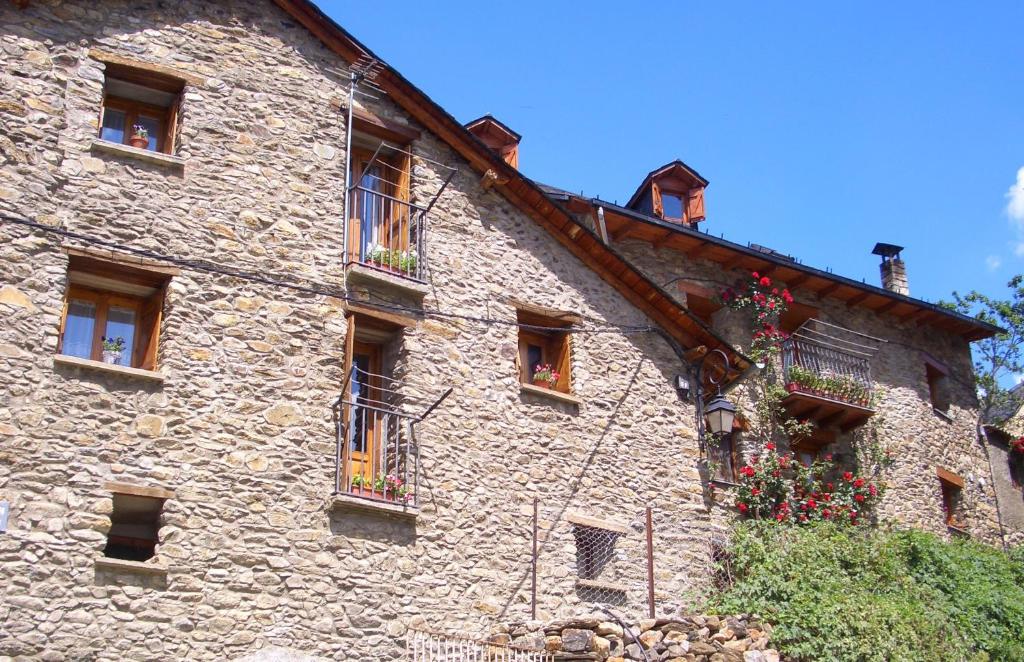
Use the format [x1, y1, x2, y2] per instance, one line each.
[943, 276, 1024, 422]
[710, 523, 1024, 662]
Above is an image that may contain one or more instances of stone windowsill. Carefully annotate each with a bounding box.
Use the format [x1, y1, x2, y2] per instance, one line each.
[90, 138, 187, 169]
[328, 492, 419, 520]
[520, 383, 582, 406]
[709, 478, 742, 489]
[94, 556, 168, 576]
[345, 262, 429, 298]
[53, 354, 165, 382]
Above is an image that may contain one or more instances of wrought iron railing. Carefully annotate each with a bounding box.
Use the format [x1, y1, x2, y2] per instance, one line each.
[334, 366, 420, 507]
[781, 336, 873, 407]
[346, 185, 425, 281]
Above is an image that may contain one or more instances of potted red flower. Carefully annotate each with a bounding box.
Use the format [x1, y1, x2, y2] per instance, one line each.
[128, 124, 149, 149]
[531, 364, 560, 389]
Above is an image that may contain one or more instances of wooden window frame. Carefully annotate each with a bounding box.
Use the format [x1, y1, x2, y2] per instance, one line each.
[100, 95, 172, 154]
[937, 467, 965, 528]
[99, 63, 184, 155]
[924, 355, 951, 415]
[347, 144, 412, 262]
[516, 309, 573, 394]
[58, 272, 166, 371]
[677, 282, 722, 325]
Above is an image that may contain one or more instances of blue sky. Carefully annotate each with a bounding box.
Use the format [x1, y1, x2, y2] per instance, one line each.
[325, 1, 1024, 305]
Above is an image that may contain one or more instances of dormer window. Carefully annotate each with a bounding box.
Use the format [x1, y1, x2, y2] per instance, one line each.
[627, 160, 708, 226]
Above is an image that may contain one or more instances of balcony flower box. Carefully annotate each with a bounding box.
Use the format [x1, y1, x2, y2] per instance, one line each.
[350, 473, 413, 504]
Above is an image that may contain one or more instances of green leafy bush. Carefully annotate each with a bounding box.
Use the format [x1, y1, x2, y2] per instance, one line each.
[709, 522, 1024, 661]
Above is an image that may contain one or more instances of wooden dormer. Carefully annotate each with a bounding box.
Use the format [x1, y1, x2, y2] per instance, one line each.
[626, 160, 708, 226]
[464, 115, 521, 168]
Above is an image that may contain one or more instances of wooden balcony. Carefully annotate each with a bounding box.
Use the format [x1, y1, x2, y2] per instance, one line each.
[780, 386, 875, 432]
[781, 333, 876, 432]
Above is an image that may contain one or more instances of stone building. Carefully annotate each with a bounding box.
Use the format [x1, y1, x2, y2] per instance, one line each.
[0, 1, 1019, 660]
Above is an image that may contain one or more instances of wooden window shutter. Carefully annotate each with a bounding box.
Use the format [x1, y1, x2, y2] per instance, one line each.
[686, 187, 706, 223]
[553, 333, 572, 393]
[651, 181, 664, 218]
[394, 152, 411, 253]
[134, 286, 165, 370]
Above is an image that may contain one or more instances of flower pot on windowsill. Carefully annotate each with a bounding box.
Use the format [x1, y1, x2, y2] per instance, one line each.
[532, 378, 557, 390]
[786, 383, 799, 393]
[101, 350, 122, 365]
[129, 136, 149, 149]
[350, 487, 397, 502]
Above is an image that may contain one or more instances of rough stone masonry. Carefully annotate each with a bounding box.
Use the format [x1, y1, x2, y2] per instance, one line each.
[0, 1, 1018, 661]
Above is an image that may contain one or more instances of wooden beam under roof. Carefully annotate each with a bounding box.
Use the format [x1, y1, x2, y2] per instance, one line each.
[874, 299, 902, 315]
[652, 229, 675, 249]
[845, 291, 873, 308]
[816, 281, 843, 299]
[686, 240, 711, 259]
[786, 273, 812, 289]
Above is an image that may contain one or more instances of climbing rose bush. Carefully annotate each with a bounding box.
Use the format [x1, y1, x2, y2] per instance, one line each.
[722, 272, 794, 359]
[1011, 436, 1024, 455]
[735, 444, 881, 525]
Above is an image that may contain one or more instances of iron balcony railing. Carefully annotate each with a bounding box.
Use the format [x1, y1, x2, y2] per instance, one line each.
[334, 365, 420, 507]
[345, 185, 425, 281]
[781, 336, 873, 407]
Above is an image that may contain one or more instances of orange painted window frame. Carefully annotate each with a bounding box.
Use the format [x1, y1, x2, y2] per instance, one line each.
[100, 95, 173, 154]
[59, 283, 164, 370]
[516, 310, 573, 394]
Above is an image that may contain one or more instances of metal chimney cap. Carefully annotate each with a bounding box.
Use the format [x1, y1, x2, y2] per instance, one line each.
[871, 242, 904, 260]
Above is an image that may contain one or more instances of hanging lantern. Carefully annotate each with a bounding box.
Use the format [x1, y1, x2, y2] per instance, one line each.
[704, 394, 736, 435]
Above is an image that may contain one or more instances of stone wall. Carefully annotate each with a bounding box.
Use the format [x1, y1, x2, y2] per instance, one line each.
[0, 2, 726, 660]
[494, 615, 781, 662]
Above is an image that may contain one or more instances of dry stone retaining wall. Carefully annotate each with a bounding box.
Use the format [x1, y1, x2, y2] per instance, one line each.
[495, 615, 782, 662]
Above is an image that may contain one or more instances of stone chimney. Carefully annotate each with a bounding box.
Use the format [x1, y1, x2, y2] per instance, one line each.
[464, 115, 520, 168]
[871, 243, 909, 296]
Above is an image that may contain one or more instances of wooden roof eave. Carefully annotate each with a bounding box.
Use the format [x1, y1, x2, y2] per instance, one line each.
[271, 0, 750, 381]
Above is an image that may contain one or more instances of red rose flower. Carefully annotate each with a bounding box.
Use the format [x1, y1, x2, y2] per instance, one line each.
[752, 272, 760, 279]
[751, 488, 761, 497]
[843, 472, 853, 482]
[822, 509, 832, 519]
[821, 493, 831, 502]
[853, 478, 865, 488]
[855, 494, 865, 502]
[826, 482, 834, 491]
[737, 502, 748, 513]
[824, 454, 833, 462]
[869, 484, 878, 496]
[760, 276, 772, 287]
[765, 442, 776, 451]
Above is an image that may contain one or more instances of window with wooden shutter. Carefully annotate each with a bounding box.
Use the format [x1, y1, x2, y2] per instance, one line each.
[515, 305, 576, 395]
[686, 187, 706, 223]
[58, 254, 171, 370]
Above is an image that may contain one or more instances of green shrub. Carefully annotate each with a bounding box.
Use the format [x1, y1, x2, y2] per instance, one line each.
[708, 523, 1024, 661]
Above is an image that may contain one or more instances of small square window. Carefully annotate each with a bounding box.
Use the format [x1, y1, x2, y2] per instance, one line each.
[99, 63, 184, 155]
[661, 192, 684, 220]
[516, 308, 573, 394]
[58, 255, 170, 370]
[105, 493, 164, 562]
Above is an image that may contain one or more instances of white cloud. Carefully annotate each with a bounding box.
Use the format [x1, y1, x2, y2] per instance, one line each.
[986, 255, 1002, 271]
[1008, 166, 1024, 225]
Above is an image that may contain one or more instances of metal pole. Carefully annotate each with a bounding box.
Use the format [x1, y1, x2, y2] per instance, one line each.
[531, 496, 538, 620]
[645, 506, 655, 619]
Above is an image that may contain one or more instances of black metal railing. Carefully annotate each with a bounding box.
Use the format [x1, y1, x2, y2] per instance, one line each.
[781, 337, 873, 407]
[346, 186, 425, 282]
[334, 366, 419, 506]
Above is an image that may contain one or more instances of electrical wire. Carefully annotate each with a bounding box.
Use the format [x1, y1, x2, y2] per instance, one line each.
[0, 213, 656, 336]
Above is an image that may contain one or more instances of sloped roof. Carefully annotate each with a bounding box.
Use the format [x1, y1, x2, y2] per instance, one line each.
[271, 0, 752, 379]
[540, 189, 1002, 342]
